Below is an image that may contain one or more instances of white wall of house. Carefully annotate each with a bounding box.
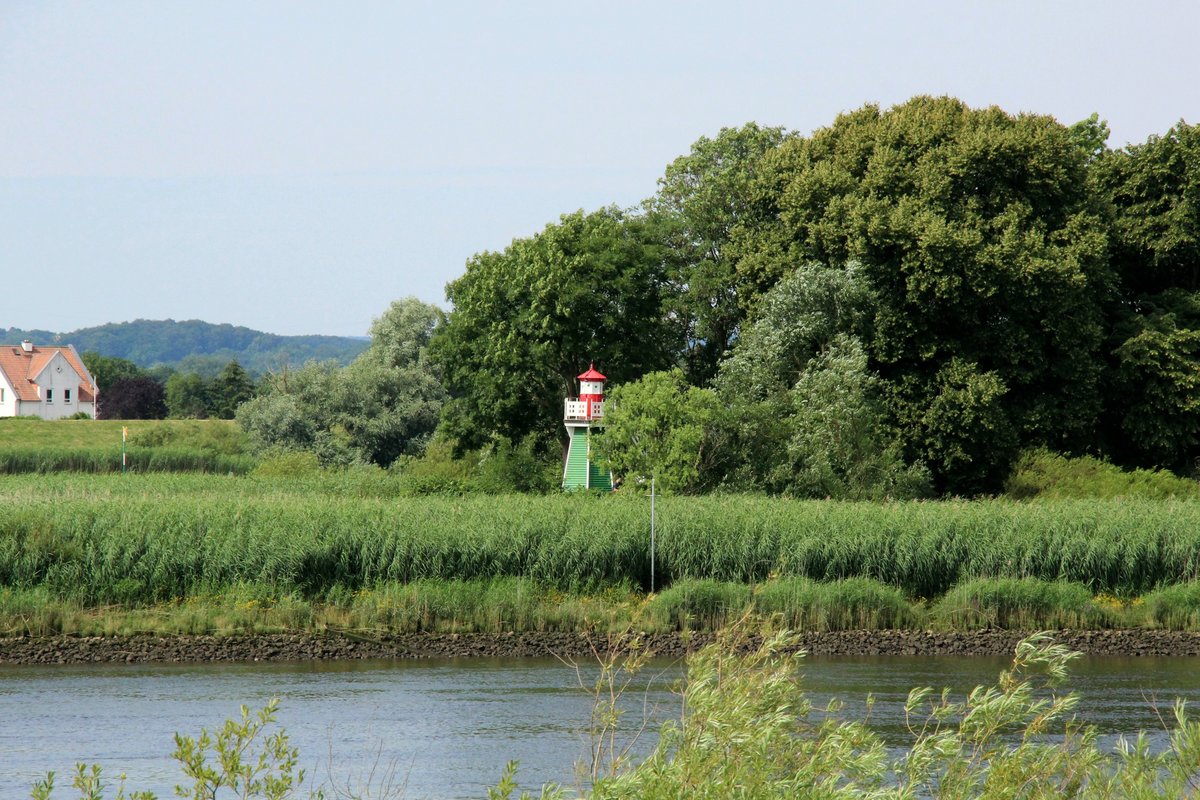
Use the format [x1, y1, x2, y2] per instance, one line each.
[0, 371, 15, 417]
[21, 352, 91, 420]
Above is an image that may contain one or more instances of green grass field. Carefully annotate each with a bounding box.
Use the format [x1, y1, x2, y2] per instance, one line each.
[0, 418, 254, 473]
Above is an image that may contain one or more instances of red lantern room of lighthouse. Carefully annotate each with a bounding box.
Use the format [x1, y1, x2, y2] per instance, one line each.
[576, 364, 605, 420]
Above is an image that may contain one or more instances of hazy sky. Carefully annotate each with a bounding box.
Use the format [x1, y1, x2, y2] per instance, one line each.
[2, 1, 1197, 337]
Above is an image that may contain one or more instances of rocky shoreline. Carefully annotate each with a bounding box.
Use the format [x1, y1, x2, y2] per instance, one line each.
[4, 628, 1200, 666]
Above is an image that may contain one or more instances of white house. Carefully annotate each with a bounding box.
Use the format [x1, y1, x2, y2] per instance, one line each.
[0, 340, 98, 419]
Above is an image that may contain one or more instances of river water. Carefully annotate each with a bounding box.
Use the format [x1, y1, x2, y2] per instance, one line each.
[3, 653, 1200, 799]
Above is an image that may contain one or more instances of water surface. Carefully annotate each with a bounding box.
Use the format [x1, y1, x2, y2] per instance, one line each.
[3, 653, 1199, 799]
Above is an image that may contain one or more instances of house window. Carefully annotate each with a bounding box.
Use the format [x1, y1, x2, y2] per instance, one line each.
[45, 388, 53, 403]
[65, 388, 72, 403]
[0, 388, 4, 402]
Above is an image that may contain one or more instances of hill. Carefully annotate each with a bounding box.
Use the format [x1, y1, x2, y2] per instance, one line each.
[2, 319, 369, 374]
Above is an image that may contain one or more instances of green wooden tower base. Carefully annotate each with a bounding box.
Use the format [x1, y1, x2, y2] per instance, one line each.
[563, 426, 612, 491]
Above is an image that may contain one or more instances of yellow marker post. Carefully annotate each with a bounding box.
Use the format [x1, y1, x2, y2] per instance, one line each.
[121, 426, 128, 473]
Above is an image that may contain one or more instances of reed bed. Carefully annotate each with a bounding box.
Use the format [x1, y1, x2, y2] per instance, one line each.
[3, 475, 1200, 605]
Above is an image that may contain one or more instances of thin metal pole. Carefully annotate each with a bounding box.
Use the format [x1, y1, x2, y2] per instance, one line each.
[650, 476, 656, 593]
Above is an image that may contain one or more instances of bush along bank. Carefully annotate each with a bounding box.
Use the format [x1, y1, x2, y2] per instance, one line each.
[6, 577, 1200, 641]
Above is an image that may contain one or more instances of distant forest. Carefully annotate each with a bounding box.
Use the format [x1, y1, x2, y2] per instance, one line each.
[3, 319, 369, 375]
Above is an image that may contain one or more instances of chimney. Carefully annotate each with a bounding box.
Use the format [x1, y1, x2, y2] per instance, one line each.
[20, 340, 33, 353]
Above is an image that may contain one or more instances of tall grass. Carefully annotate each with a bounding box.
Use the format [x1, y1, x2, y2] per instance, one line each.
[0, 579, 643, 637]
[1142, 582, 1200, 630]
[4, 476, 1200, 604]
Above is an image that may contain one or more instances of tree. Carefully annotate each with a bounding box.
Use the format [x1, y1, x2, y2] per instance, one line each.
[594, 263, 929, 499]
[80, 351, 144, 393]
[165, 372, 211, 419]
[236, 392, 317, 452]
[432, 208, 682, 448]
[236, 361, 350, 463]
[209, 360, 256, 419]
[785, 335, 932, 499]
[594, 369, 725, 494]
[336, 298, 447, 465]
[1108, 290, 1200, 470]
[910, 358, 1018, 495]
[652, 123, 790, 383]
[739, 96, 1112, 492]
[99, 376, 167, 420]
[237, 298, 447, 468]
[713, 262, 874, 401]
[1095, 120, 1200, 296]
[701, 266, 929, 498]
[1094, 121, 1200, 470]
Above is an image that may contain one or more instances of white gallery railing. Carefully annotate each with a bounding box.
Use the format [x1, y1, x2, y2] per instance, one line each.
[564, 399, 605, 421]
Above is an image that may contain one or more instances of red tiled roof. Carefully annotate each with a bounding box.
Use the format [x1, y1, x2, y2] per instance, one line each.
[0, 344, 96, 403]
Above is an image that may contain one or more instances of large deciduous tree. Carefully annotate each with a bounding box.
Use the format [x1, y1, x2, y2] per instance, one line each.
[1096, 120, 1200, 296]
[431, 207, 681, 448]
[737, 96, 1112, 492]
[81, 352, 145, 394]
[652, 123, 790, 383]
[1094, 122, 1200, 471]
[594, 369, 726, 494]
[100, 376, 168, 420]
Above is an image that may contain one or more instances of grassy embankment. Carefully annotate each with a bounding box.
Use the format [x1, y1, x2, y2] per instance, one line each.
[4, 471, 1200, 636]
[0, 417, 256, 474]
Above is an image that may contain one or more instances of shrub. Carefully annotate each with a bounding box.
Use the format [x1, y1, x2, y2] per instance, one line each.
[931, 577, 1115, 630]
[1005, 449, 1200, 499]
[646, 579, 751, 630]
[753, 577, 921, 631]
[1143, 581, 1200, 630]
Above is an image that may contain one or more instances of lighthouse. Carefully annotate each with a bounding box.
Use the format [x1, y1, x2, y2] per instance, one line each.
[562, 363, 614, 491]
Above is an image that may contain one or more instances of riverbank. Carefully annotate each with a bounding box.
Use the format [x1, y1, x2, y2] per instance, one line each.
[6, 628, 1200, 665]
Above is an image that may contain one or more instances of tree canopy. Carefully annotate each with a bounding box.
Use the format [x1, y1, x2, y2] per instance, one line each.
[431, 207, 682, 448]
[1095, 122, 1200, 470]
[731, 97, 1113, 491]
[652, 123, 791, 383]
[100, 376, 167, 420]
[237, 298, 446, 467]
[421, 98, 1200, 493]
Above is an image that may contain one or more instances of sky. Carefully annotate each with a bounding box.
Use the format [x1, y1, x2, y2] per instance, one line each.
[1, 1, 1198, 337]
